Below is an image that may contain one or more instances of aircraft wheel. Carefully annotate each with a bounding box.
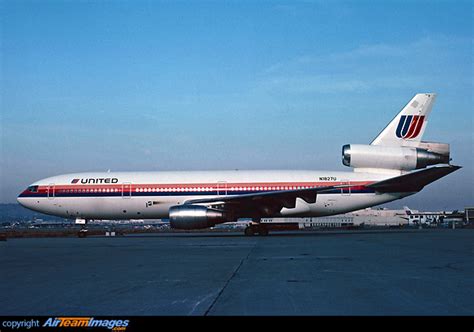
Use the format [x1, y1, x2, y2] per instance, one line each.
[244, 226, 255, 236]
[258, 226, 269, 236]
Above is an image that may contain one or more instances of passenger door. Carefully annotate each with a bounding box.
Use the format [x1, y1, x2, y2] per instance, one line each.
[47, 184, 55, 200]
[217, 181, 227, 196]
[341, 180, 351, 196]
[122, 182, 132, 199]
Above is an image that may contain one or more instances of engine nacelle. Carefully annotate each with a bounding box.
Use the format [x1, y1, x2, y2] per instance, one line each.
[342, 144, 449, 171]
[169, 205, 228, 230]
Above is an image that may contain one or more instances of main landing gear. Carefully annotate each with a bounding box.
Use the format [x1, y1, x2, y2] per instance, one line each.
[244, 223, 269, 236]
[75, 218, 89, 238]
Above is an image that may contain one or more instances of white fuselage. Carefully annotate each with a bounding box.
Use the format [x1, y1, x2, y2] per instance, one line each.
[17, 170, 411, 220]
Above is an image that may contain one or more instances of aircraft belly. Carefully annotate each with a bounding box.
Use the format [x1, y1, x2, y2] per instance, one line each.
[31, 191, 410, 220]
[279, 193, 406, 218]
[45, 196, 177, 220]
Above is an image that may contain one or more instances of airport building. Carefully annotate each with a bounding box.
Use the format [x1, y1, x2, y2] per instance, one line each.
[261, 207, 409, 228]
[260, 207, 473, 229]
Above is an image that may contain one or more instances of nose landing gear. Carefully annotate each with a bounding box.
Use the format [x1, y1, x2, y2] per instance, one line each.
[78, 228, 89, 238]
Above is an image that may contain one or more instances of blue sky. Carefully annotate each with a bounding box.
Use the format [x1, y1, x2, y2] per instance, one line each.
[1, 1, 473, 210]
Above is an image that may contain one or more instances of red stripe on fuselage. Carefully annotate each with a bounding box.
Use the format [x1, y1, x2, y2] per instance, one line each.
[24, 181, 375, 195]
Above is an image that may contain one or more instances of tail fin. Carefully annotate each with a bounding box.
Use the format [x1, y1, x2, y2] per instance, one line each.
[371, 93, 436, 147]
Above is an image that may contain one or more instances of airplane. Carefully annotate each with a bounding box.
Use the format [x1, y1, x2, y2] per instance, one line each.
[17, 93, 460, 236]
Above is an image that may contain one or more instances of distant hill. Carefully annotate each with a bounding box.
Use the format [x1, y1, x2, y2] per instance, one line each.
[0, 204, 66, 222]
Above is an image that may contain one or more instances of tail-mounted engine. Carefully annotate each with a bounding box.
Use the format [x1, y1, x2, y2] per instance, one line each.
[342, 142, 450, 171]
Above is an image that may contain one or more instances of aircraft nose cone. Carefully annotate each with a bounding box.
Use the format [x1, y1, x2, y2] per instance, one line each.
[17, 195, 25, 207]
[17, 193, 34, 211]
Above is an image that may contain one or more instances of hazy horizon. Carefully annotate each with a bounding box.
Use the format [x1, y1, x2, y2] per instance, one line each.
[1, 1, 473, 210]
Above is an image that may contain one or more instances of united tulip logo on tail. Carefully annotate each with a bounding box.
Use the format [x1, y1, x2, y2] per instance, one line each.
[396, 115, 425, 139]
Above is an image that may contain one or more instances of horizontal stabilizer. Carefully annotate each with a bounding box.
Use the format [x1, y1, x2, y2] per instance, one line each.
[367, 165, 461, 193]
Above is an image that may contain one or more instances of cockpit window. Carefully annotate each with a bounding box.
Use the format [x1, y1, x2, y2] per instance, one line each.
[27, 185, 39, 193]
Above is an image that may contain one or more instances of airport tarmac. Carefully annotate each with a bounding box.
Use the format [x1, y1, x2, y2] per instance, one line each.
[1, 229, 473, 316]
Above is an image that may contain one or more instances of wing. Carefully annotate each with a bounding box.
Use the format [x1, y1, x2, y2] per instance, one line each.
[181, 165, 460, 219]
[366, 165, 461, 192]
[184, 184, 350, 218]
